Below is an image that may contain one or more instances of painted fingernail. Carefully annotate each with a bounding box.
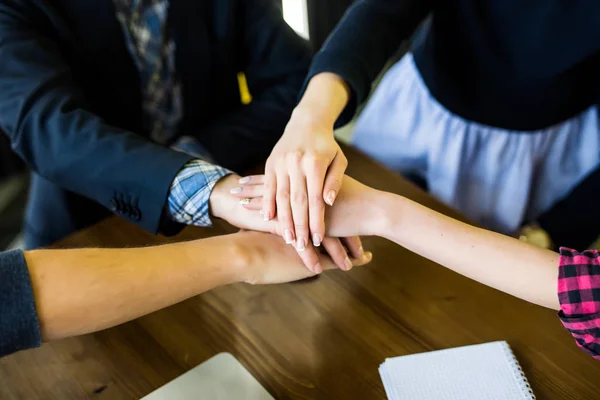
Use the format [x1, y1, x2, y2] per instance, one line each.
[325, 190, 337, 206]
[296, 237, 306, 252]
[264, 212, 271, 221]
[239, 177, 251, 184]
[344, 257, 353, 271]
[284, 229, 294, 244]
[230, 187, 242, 194]
[312, 234, 322, 247]
[314, 263, 323, 274]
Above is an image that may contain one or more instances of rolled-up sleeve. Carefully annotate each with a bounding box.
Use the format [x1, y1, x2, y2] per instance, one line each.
[0, 250, 41, 357]
[557, 247, 600, 360]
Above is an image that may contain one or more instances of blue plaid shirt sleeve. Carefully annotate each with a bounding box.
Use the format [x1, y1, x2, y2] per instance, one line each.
[166, 159, 232, 226]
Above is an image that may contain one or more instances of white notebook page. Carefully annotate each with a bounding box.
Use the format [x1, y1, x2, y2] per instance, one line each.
[379, 341, 535, 400]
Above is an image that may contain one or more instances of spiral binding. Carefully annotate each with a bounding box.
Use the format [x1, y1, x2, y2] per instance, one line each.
[501, 342, 536, 399]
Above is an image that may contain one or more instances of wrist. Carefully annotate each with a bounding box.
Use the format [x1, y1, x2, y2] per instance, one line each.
[289, 106, 337, 134]
[185, 234, 254, 286]
[296, 73, 349, 127]
[209, 174, 239, 220]
[370, 191, 403, 239]
[223, 232, 266, 284]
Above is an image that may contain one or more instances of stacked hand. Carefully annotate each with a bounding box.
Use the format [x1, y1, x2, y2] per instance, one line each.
[229, 174, 385, 261]
[212, 72, 371, 274]
[210, 174, 374, 273]
[232, 231, 372, 285]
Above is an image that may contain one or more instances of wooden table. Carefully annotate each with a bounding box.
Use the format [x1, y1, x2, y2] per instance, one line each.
[1, 146, 599, 399]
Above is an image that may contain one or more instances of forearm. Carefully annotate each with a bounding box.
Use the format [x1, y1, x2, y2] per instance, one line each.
[374, 193, 561, 309]
[303, 0, 430, 126]
[0, 13, 192, 233]
[295, 73, 350, 128]
[24, 235, 244, 341]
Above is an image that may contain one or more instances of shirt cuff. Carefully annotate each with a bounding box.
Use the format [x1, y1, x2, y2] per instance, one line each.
[166, 159, 232, 227]
[0, 250, 42, 357]
[557, 247, 600, 359]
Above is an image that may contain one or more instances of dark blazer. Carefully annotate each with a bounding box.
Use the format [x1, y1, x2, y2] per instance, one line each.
[0, 0, 311, 248]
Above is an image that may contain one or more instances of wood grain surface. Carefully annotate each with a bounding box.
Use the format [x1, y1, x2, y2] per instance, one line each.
[1, 146, 598, 399]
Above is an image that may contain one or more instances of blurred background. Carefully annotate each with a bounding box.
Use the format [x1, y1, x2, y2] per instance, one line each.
[0, 0, 407, 251]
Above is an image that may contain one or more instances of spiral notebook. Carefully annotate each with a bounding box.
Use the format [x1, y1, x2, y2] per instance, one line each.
[379, 341, 535, 400]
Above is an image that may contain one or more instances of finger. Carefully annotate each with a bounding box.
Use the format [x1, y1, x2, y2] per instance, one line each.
[296, 245, 323, 274]
[351, 251, 373, 267]
[229, 184, 264, 198]
[304, 155, 327, 248]
[323, 153, 348, 206]
[342, 236, 364, 259]
[240, 197, 263, 211]
[262, 165, 277, 221]
[318, 251, 373, 271]
[275, 165, 295, 245]
[288, 154, 309, 252]
[322, 237, 353, 271]
[238, 175, 265, 185]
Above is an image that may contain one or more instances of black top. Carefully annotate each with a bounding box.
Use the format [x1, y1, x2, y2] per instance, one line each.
[307, 0, 600, 248]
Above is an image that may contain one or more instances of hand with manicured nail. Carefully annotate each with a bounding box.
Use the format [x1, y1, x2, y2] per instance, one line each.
[261, 108, 348, 264]
[236, 174, 387, 238]
[211, 175, 368, 273]
[233, 175, 365, 272]
[238, 231, 372, 285]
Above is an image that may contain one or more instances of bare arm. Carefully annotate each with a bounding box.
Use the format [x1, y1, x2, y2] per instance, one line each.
[374, 193, 561, 310]
[24, 232, 370, 343]
[323, 177, 561, 309]
[234, 174, 561, 310]
[25, 237, 238, 341]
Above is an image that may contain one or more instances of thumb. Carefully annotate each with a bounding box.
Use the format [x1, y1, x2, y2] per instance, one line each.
[323, 154, 348, 206]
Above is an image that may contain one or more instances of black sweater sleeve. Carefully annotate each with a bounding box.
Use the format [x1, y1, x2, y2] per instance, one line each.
[0, 250, 41, 358]
[304, 0, 431, 126]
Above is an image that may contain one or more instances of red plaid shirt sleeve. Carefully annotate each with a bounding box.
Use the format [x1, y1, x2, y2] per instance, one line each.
[557, 247, 600, 360]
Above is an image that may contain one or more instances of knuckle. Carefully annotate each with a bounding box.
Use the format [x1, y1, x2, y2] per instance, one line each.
[265, 159, 275, 171]
[304, 155, 323, 171]
[294, 224, 308, 236]
[263, 185, 275, 198]
[275, 157, 287, 170]
[292, 191, 307, 205]
[276, 189, 290, 202]
[303, 151, 319, 163]
[309, 194, 324, 208]
[310, 222, 324, 235]
[287, 151, 304, 164]
[329, 176, 343, 189]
